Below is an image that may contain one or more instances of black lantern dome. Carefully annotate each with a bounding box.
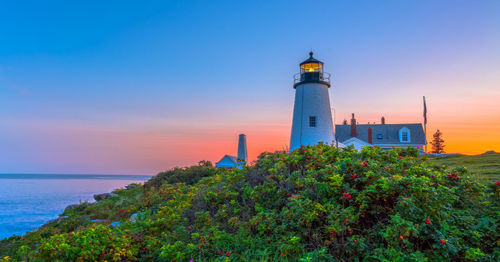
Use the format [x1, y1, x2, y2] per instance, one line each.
[294, 51, 331, 88]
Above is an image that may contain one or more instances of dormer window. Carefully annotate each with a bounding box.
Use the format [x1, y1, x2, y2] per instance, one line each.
[309, 116, 317, 127]
[402, 132, 408, 141]
[399, 127, 411, 143]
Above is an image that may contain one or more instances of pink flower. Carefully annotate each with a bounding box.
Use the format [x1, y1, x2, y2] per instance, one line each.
[342, 192, 351, 200]
[425, 218, 430, 224]
[440, 239, 446, 244]
[494, 181, 500, 186]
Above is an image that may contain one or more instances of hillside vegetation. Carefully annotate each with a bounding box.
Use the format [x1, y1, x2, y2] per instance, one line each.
[0, 145, 499, 261]
[428, 152, 500, 184]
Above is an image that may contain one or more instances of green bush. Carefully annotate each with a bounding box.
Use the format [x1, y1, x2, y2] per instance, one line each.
[145, 160, 216, 188]
[37, 224, 135, 261]
[1, 144, 499, 261]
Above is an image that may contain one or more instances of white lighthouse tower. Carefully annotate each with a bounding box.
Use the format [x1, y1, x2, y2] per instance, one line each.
[289, 52, 335, 151]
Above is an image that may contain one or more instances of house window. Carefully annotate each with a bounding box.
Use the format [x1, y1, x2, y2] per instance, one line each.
[309, 116, 316, 127]
[377, 134, 383, 139]
[401, 132, 408, 142]
[399, 127, 411, 142]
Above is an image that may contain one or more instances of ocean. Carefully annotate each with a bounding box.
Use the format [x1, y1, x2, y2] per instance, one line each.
[0, 174, 151, 240]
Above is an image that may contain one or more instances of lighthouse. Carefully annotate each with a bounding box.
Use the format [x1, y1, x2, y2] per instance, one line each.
[289, 52, 335, 151]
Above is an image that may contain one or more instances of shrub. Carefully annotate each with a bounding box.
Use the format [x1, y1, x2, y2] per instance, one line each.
[36, 225, 135, 261]
[145, 160, 217, 188]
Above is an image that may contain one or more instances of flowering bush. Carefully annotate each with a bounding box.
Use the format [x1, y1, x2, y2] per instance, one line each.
[1, 144, 499, 260]
[36, 225, 136, 261]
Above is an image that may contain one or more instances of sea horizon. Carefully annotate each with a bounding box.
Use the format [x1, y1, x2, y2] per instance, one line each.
[0, 173, 152, 180]
[0, 173, 152, 240]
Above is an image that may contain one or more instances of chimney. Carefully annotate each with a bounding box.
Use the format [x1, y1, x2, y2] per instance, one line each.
[237, 134, 248, 163]
[381, 116, 385, 124]
[350, 113, 357, 137]
[368, 127, 373, 144]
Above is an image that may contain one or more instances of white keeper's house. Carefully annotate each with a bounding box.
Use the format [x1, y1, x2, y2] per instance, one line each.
[335, 114, 426, 150]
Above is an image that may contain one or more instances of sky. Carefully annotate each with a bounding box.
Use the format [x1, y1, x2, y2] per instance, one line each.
[1, 0, 499, 174]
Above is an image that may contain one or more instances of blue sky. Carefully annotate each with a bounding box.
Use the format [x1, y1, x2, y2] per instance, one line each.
[1, 0, 499, 174]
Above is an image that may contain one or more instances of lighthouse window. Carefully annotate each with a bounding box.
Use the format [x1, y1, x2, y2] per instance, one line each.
[309, 116, 317, 127]
[301, 62, 321, 71]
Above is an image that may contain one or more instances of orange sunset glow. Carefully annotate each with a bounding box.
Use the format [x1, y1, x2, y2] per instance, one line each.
[1, 0, 499, 174]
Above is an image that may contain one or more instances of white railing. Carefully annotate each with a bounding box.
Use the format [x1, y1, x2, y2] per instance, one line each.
[293, 72, 331, 84]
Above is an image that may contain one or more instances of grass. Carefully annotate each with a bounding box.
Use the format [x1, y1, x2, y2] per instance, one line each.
[428, 152, 500, 184]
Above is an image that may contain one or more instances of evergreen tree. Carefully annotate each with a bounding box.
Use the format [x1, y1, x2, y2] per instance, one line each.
[430, 129, 445, 154]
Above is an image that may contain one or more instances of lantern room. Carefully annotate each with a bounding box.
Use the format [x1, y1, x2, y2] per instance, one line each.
[294, 51, 331, 88]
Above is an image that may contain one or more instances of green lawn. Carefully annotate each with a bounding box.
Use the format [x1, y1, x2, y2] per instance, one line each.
[427, 152, 500, 184]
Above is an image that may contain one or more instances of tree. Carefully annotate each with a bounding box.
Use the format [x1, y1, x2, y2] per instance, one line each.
[198, 160, 213, 167]
[430, 129, 445, 154]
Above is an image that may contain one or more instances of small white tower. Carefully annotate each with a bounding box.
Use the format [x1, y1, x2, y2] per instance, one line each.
[237, 134, 248, 163]
[290, 52, 335, 151]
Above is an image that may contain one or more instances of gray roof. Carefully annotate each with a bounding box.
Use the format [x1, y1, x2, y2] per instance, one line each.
[335, 123, 426, 145]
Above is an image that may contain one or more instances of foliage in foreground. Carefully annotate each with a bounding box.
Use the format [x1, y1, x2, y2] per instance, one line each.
[1, 144, 499, 261]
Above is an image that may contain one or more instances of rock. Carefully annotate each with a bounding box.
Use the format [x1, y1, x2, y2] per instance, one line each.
[125, 184, 138, 190]
[93, 193, 118, 201]
[482, 150, 497, 155]
[91, 219, 107, 225]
